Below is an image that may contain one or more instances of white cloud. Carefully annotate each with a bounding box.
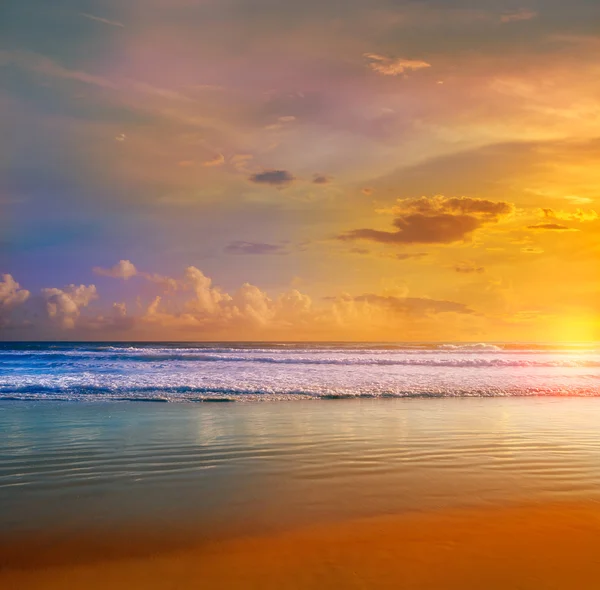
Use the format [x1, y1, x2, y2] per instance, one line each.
[79, 13, 124, 28]
[1, 265, 479, 338]
[94, 259, 138, 279]
[0, 274, 30, 328]
[500, 9, 538, 24]
[138, 266, 313, 331]
[184, 266, 231, 315]
[0, 274, 30, 308]
[140, 273, 180, 292]
[42, 284, 98, 329]
[364, 54, 431, 76]
[93, 260, 179, 291]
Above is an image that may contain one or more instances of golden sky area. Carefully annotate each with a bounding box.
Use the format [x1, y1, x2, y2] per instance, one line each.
[0, 0, 599, 341]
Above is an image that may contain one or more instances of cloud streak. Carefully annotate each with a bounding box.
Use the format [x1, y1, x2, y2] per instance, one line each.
[224, 241, 288, 255]
[500, 9, 538, 24]
[79, 13, 124, 28]
[527, 223, 574, 231]
[353, 294, 473, 316]
[364, 54, 431, 76]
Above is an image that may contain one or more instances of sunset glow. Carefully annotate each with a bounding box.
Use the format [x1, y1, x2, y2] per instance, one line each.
[1, 0, 599, 341]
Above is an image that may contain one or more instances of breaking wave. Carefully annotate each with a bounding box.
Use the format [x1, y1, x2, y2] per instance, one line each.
[1, 342, 599, 402]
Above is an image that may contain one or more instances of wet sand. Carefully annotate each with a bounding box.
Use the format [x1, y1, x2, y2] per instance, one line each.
[3, 502, 600, 589]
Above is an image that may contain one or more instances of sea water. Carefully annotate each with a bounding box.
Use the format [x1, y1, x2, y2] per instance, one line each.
[1, 342, 600, 536]
[1, 341, 599, 401]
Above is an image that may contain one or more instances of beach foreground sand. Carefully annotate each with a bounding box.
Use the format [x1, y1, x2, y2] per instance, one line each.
[2, 503, 600, 589]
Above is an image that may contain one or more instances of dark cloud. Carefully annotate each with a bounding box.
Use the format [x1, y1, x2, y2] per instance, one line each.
[248, 170, 295, 187]
[454, 261, 485, 273]
[312, 174, 332, 185]
[402, 196, 514, 218]
[339, 196, 513, 245]
[354, 294, 473, 315]
[396, 252, 428, 260]
[527, 223, 572, 231]
[347, 249, 428, 259]
[224, 241, 288, 255]
[340, 213, 482, 244]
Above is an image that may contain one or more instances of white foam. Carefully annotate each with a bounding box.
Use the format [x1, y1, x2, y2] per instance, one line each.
[1, 343, 600, 402]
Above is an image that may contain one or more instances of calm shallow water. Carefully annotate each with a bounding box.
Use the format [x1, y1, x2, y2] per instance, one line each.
[2, 398, 600, 536]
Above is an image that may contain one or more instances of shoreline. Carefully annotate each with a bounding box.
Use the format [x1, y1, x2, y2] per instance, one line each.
[3, 502, 600, 589]
[3, 391, 600, 403]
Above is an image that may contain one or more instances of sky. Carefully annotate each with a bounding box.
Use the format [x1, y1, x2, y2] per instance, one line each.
[1, 0, 599, 341]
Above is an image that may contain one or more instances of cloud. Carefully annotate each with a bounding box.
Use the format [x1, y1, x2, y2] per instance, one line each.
[203, 153, 225, 167]
[454, 261, 485, 274]
[347, 249, 429, 261]
[248, 169, 295, 187]
[224, 241, 288, 255]
[339, 219, 482, 245]
[42, 284, 98, 329]
[0, 50, 117, 89]
[565, 196, 593, 206]
[353, 294, 473, 316]
[112, 302, 127, 318]
[380, 196, 514, 219]
[231, 154, 254, 173]
[340, 196, 514, 245]
[541, 208, 598, 222]
[140, 273, 180, 292]
[500, 9, 538, 24]
[93, 260, 178, 291]
[3, 265, 483, 339]
[0, 50, 193, 103]
[79, 13, 124, 28]
[312, 174, 332, 185]
[0, 274, 30, 308]
[184, 266, 230, 315]
[83, 302, 135, 332]
[527, 223, 574, 231]
[396, 252, 429, 260]
[141, 266, 315, 332]
[364, 54, 431, 76]
[94, 259, 138, 279]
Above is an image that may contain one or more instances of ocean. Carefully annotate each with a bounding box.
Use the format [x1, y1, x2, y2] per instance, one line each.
[1, 341, 599, 401]
[1, 342, 600, 538]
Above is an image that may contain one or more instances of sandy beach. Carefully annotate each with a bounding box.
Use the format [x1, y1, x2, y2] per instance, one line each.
[3, 502, 600, 589]
[3, 395, 600, 589]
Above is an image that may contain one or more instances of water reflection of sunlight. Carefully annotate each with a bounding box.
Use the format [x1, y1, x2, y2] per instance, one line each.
[194, 410, 222, 447]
